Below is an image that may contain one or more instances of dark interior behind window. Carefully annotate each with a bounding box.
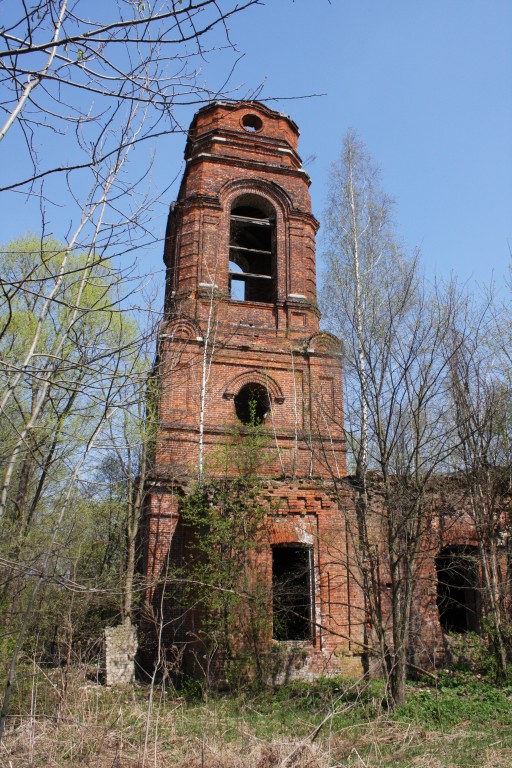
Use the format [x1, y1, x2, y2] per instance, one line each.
[436, 546, 480, 633]
[229, 203, 274, 303]
[272, 545, 313, 641]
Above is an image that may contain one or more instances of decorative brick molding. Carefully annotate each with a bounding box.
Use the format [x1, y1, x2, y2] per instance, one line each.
[222, 369, 285, 403]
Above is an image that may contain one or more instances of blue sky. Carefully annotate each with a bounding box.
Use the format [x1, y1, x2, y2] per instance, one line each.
[2, 0, 511, 294]
[223, 0, 512, 290]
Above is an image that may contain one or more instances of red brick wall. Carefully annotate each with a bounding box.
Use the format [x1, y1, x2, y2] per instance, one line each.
[139, 102, 354, 677]
[140, 477, 366, 679]
[155, 101, 346, 481]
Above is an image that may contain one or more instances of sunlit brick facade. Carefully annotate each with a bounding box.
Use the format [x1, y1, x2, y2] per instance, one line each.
[139, 102, 364, 679]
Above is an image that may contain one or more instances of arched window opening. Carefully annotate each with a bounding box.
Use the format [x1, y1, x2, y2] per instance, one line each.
[272, 545, 314, 641]
[234, 382, 270, 425]
[436, 546, 480, 633]
[229, 198, 275, 303]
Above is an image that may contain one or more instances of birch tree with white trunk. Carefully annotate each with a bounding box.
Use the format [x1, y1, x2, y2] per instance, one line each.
[321, 131, 459, 707]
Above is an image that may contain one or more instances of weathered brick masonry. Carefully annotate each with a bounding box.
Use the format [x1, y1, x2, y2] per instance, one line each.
[139, 101, 508, 680]
[139, 101, 361, 679]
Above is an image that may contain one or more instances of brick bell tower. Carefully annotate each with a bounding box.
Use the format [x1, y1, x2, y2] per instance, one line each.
[141, 102, 363, 678]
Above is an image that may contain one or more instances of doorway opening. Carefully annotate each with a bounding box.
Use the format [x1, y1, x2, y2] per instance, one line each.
[436, 546, 480, 633]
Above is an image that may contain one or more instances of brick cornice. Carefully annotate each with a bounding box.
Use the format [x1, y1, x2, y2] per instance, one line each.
[183, 151, 312, 185]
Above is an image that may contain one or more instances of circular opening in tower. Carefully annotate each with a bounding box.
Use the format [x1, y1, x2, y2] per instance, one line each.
[241, 113, 263, 133]
[234, 383, 270, 424]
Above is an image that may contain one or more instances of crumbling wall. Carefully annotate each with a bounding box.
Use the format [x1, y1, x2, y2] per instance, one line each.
[104, 622, 137, 685]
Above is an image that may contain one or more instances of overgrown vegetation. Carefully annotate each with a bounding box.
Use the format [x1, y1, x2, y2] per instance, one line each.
[174, 405, 279, 689]
[0, 34, 511, 748]
[3, 664, 512, 767]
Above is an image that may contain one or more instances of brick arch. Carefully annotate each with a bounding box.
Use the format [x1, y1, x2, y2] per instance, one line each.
[222, 370, 285, 403]
[219, 178, 293, 216]
[306, 331, 343, 356]
[220, 180, 293, 303]
[165, 316, 203, 341]
[229, 191, 276, 219]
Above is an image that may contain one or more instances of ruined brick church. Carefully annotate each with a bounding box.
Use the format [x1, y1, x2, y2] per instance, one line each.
[139, 101, 489, 680]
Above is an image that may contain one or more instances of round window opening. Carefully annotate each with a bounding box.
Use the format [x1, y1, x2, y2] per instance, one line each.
[241, 113, 263, 133]
[234, 383, 270, 425]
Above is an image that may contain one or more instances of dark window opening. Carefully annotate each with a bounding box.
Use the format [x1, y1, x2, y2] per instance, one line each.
[436, 546, 479, 633]
[241, 113, 263, 133]
[229, 201, 274, 303]
[272, 545, 313, 642]
[234, 383, 270, 425]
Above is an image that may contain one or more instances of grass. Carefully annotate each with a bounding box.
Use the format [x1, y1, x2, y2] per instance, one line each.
[2, 665, 512, 766]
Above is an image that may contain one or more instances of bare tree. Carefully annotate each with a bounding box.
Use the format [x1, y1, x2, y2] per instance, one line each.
[0, 0, 261, 510]
[0, 0, 262, 737]
[321, 131, 393, 679]
[100, 335, 159, 625]
[445, 293, 512, 678]
[1, 1, 259, 188]
[321, 131, 458, 707]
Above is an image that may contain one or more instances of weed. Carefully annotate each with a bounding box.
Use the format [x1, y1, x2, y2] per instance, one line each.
[2, 666, 512, 767]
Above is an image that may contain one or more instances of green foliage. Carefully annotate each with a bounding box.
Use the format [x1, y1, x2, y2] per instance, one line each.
[0, 234, 137, 531]
[447, 631, 497, 676]
[395, 671, 512, 728]
[446, 626, 512, 681]
[484, 617, 512, 678]
[178, 411, 277, 688]
[269, 675, 383, 715]
[0, 234, 132, 364]
[0, 233, 144, 674]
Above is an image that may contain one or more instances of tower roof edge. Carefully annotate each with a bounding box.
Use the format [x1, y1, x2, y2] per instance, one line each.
[190, 100, 300, 136]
